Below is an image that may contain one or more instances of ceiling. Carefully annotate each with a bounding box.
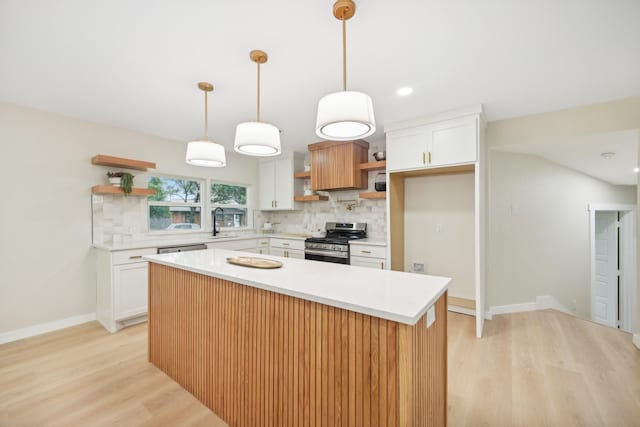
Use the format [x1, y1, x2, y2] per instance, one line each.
[1, 0, 639, 154]
[493, 129, 639, 185]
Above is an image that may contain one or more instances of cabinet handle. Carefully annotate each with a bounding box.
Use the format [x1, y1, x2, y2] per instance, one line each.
[381, 261, 384, 269]
[272, 200, 275, 208]
[129, 255, 143, 260]
[422, 152, 426, 164]
[283, 243, 290, 246]
[361, 250, 371, 254]
[428, 151, 432, 164]
[285, 250, 289, 257]
[275, 200, 278, 208]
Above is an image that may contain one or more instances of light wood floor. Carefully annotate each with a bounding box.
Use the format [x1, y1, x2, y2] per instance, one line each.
[1, 310, 639, 426]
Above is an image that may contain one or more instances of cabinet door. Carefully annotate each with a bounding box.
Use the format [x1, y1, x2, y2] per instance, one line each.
[274, 156, 294, 210]
[113, 262, 148, 320]
[428, 116, 477, 167]
[386, 126, 429, 172]
[259, 159, 276, 210]
[286, 249, 305, 259]
[270, 247, 286, 257]
[350, 255, 385, 269]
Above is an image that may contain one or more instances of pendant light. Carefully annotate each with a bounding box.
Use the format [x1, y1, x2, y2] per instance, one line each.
[315, 0, 375, 141]
[185, 82, 226, 167]
[234, 50, 281, 156]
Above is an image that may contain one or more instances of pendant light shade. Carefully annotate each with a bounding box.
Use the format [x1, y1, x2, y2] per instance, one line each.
[316, 0, 375, 141]
[185, 82, 226, 168]
[185, 140, 226, 167]
[316, 90, 375, 140]
[234, 50, 281, 156]
[235, 121, 281, 156]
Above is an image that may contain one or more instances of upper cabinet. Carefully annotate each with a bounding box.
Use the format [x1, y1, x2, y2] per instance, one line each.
[309, 140, 369, 190]
[258, 152, 304, 211]
[386, 114, 477, 172]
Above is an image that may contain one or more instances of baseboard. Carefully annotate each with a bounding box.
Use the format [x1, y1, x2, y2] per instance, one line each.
[448, 305, 476, 316]
[0, 312, 96, 345]
[633, 334, 640, 350]
[488, 295, 572, 318]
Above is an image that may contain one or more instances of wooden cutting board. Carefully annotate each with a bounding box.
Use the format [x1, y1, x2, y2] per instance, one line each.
[226, 256, 283, 269]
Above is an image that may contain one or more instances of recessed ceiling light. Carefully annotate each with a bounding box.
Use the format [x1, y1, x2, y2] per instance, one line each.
[600, 152, 616, 159]
[634, 167, 639, 173]
[396, 87, 413, 96]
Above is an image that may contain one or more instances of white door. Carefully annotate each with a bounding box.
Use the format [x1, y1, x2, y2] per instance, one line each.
[258, 159, 275, 210]
[428, 116, 477, 167]
[386, 126, 429, 172]
[274, 157, 293, 210]
[114, 262, 148, 320]
[593, 211, 618, 327]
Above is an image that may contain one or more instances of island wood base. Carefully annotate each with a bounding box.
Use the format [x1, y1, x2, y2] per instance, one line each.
[148, 263, 447, 426]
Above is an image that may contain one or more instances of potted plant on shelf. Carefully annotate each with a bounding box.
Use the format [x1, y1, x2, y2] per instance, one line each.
[106, 171, 134, 195]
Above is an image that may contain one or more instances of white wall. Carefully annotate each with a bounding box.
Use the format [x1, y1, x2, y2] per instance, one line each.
[404, 173, 476, 300]
[488, 150, 636, 317]
[0, 102, 259, 333]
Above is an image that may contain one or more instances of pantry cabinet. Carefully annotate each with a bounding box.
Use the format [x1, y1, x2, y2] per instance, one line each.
[258, 152, 304, 210]
[386, 115, 477, 172]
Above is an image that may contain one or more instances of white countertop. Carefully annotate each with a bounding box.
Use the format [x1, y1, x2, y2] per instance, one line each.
[144, 249, 449, 325]
[93, 233, 308, 251]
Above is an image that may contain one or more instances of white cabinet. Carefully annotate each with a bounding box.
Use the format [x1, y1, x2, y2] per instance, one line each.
[96, 247, 157, 333]
[113, 263, 148, 320]
[270, 238, 305, 259]
[386, 115, 477, 172]
[259, 152, 304, 210]
[349, 243, 387, 270]
[350, 256, 385, 269]
[206, 238, 258, 251]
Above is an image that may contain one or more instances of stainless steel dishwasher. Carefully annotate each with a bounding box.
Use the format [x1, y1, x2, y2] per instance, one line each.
[157, 243, 207, 254]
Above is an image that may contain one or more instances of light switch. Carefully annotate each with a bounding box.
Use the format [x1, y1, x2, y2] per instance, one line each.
[426, 305, 436, 328]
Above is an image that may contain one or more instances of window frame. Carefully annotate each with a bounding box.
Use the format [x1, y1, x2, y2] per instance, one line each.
[209, 179, 252, 231]
[147, 174, 253, 234]
[147, 174, 205, 234]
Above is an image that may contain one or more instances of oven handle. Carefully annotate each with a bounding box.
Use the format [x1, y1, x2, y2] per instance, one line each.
[304, 249, 349, 259]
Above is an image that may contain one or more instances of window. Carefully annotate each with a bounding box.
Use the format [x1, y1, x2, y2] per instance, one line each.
[211, 182, 249, 229]
[148, 176, 203, 231]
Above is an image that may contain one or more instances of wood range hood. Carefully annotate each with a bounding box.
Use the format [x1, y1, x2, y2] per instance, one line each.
[308, 140, 369, 191]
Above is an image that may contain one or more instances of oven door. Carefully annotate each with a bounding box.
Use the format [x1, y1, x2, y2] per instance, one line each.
[304, 249, 349, 264]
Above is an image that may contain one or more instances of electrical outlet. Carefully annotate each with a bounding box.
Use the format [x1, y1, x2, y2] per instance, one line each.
[413, 262, 424, 273]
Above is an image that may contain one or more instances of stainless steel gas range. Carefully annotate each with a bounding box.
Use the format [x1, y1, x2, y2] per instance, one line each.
[304, 222, 367, 264]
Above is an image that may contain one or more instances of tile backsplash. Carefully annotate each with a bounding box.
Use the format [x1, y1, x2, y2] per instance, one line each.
[92, 194, 148, 245]
[259, 191, 387, 240]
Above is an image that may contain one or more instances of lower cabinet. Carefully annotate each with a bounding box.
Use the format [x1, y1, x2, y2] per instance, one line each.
[96, 247, 157, 333]
[350, 256, 386, 269]
[270, 238, 305, 259]
[349, 244, 387, 269]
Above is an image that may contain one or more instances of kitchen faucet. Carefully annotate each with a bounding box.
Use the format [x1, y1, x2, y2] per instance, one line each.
[212, 207, 224, 236]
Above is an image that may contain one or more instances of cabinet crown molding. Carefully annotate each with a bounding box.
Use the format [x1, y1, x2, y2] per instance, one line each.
[384, 104, 485, 134]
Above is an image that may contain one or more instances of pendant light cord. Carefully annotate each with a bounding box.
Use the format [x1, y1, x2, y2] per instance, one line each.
[257, 62, 261, 122]
[204, 90, 208, 138]
[342, 17, 347, 91]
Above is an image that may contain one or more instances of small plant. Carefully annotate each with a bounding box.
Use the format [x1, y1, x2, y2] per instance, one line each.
[106, 171, 134, 195]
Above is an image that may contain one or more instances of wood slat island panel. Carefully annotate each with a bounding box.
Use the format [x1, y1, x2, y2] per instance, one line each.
[148, 263, 447, 427]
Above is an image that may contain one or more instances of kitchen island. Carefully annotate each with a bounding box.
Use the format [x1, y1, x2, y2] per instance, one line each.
[144, 249, 450, 426]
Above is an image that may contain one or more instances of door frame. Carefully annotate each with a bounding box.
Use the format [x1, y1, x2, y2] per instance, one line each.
[588, 203, 637, 331]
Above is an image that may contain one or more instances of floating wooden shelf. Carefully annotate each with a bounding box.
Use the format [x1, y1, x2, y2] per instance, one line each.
[294, 170, 311, 179]
[91, 154, 156, 171]
[359, 160, 386, 171]
[359, 191, 386, 199]
[92, 185, 156, 197]
[294, 195, 329, 202]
